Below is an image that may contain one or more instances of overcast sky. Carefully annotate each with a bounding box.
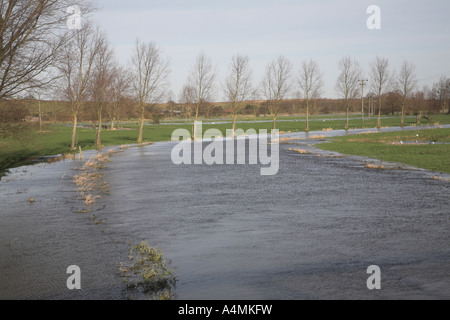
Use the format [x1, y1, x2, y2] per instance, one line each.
[91, 0, 450, 101]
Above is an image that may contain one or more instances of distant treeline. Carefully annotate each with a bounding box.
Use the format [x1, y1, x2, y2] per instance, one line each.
[1, 91, 448, 126]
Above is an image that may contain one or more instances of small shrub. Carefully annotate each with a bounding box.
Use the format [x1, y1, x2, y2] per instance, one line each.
[152, 113, 164, 125]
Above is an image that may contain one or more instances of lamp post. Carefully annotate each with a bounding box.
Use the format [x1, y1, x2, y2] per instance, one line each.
[359, 79, 368, 125]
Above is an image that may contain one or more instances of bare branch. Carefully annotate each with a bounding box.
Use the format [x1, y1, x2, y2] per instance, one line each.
[0, 0, 96, 99]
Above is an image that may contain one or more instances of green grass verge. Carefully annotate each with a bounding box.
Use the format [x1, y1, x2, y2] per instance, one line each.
[317, 128, 450, 174]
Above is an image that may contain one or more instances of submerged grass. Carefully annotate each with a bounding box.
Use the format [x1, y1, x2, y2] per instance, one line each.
[120, 242, 177, 300]
[73, 150, 118, 207]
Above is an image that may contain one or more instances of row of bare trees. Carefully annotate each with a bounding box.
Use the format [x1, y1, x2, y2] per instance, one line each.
[57, 23, 132, 149]
[56, 21, 172, 149]
[180, 53, 437, 136]
[0, 0, 169, 149]
[181, 54, 324, 136]
[427, 76, 450, 115]
[335, 56, 419, 130]
[2, 1, 449, 147]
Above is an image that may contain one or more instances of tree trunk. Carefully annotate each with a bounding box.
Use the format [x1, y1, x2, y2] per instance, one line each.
[377, 96, 382, 129]
[38, 97, 42, 133]
[272, 115, 277, 130]
[193, 104, 199, 140]
[71, 114, 78, 150]
[313, 100, 317, 120]
[305, 101, 309, 132]
[137, 103, 144, 143]
[361, 95, 365, 126]
[232, 112, 236, 139]
[345, 103, 349, 130]
[96, 112, 102, 150]
[401, 101, 405, 128]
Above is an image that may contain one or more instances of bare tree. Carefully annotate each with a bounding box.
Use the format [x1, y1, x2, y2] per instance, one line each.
[223, 54, 253, 138]
[179, 84, 195, 124]
[432, 76, 450, 114]
[298, 59, 323, 131]
[57, 22, 103, 150]
[396, 60, 417, 127]
[130, 39, 170, 143]
[89, 32, 114, 149]
[369, 56, 393, 128]
[107, 65, 130, 130]
[261, 56, 293, 130]
[0, 0, 95, 99]
[251, 88, 260, 120]
[166, 90, 177, 124]
[335, 56, 362, 130]
[187, 51, 216, 139]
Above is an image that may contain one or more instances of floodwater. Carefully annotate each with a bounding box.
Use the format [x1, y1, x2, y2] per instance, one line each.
[0, 125, 449, 300]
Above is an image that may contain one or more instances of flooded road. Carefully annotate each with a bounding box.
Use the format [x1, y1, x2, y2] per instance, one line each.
[1, 126, 449, 299]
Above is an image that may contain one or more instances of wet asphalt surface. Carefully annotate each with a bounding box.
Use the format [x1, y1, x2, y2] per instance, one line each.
[0, 126, 449, 300]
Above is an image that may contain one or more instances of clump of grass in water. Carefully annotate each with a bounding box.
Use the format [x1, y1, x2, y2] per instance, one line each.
[120, 242, 177, 300]
[365, 163, 385, 169]
[432, 176, 450, 182]
[289, 148, 312, 154]
[73, 150, 117, 207]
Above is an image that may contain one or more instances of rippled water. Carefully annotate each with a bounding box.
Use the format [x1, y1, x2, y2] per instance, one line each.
[1, 126, 449, 300]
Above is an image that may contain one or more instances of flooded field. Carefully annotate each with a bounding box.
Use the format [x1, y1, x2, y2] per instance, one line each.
[1, 126, 449, 300]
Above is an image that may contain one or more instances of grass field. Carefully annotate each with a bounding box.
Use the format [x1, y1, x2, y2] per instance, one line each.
[1, 114, 450, 175]
[316, 127, 450, 174]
